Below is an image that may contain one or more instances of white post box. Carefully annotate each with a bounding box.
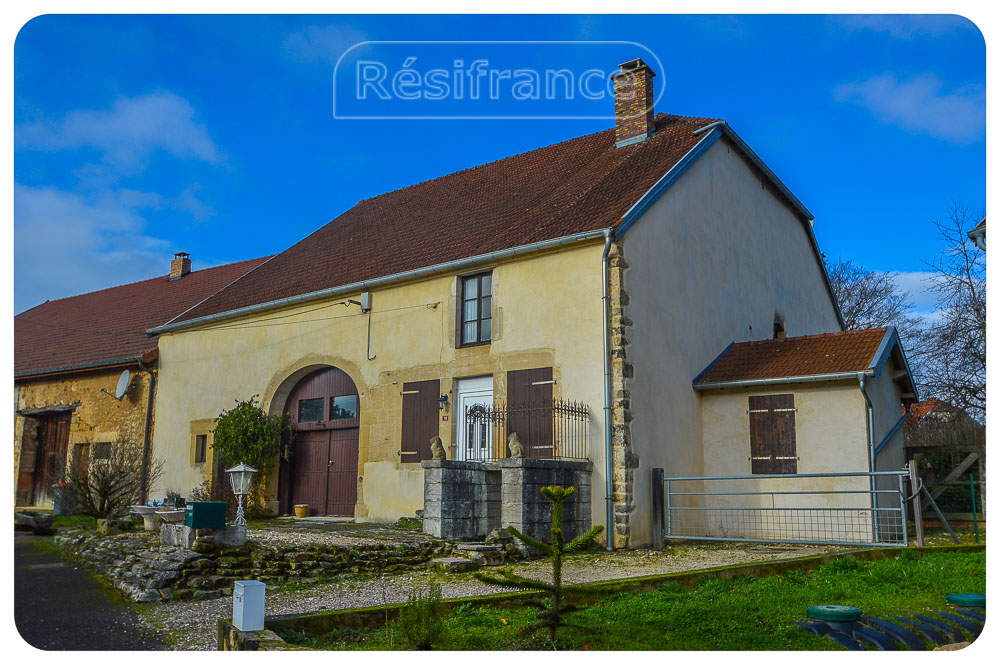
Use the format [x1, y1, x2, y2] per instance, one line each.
[233, 580, 266, 632]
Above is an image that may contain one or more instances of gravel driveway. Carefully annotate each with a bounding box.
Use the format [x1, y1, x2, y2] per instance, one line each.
[139, 541, 844, 650]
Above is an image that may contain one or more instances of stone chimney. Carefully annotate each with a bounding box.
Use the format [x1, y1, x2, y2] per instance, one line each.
[168, 252, 191, 280]
[611, 58, 656, 148]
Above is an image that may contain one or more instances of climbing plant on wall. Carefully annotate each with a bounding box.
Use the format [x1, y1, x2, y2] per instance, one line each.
[212, 395, 293, 515]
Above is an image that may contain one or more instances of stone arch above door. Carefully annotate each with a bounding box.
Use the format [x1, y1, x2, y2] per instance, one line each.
[262, 355, 366, 419]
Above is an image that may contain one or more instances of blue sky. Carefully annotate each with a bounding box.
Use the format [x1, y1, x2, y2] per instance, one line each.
[13, 14, 985, 315]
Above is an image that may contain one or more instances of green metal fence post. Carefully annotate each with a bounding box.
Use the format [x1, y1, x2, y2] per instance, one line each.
[970, 473, 979, 544]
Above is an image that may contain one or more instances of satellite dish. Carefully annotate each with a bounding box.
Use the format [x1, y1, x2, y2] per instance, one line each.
[114, 369, 131, 400]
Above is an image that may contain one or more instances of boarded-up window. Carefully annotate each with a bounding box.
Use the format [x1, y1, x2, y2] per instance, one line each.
[401, 379, 440, 462]
[506, 367, 554, 458]
[748, 394, 797, 474]
[73, 443, 91, 474]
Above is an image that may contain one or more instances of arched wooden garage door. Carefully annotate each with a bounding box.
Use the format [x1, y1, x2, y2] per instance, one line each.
[280, 367, 359, 516]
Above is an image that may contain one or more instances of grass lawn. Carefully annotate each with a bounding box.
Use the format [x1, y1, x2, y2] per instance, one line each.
[52, 514, 98, 529]
[277, 549, 984, 651]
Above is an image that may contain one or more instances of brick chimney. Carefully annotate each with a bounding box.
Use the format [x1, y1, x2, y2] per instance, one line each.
[168, 252, 191, 280]
[611, 59, 656, 147]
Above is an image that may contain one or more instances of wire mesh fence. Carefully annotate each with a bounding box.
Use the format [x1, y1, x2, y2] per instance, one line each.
[462, 399, 590, 463]
[656, 470, 909, 547]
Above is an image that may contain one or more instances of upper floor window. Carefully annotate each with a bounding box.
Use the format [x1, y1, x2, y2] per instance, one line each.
[461, 272, 492, 346]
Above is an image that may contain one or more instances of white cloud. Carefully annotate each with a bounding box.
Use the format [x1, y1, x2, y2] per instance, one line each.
[16, 92, 223, 180]
[892, 270, 938, 311]
[170, 184, 215, 222]
[834, 15, 973, 39]
[834, 74, 985, 144]
[14, 184, 171, 312]
[282, 24, 368, 65]
[14, 92, 226, 310]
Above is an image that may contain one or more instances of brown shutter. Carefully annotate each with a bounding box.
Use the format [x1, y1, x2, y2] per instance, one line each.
[506, 367, 554, 458]
[401, 379, 440, 462]
[748, 394, 797, 474]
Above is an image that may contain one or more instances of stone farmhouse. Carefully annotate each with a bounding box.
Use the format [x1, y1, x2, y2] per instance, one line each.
[14, 59, 918, 548]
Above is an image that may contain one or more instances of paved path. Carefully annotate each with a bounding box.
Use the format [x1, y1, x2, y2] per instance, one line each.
[15, 534, 168, 650]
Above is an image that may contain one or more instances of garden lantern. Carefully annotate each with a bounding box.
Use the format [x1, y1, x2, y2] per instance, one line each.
[226, 463, 257, 526]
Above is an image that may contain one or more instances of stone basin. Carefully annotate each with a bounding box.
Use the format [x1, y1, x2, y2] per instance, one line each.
[130, 505, 160, 531]
[155, 509, 186, 525]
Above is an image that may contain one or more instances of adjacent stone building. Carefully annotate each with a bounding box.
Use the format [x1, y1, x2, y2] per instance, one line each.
[14, 254, 267, 508]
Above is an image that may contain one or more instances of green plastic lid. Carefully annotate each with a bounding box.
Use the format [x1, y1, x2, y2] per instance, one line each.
[946, 593, 985, 608]
[807, 604, 862, 621]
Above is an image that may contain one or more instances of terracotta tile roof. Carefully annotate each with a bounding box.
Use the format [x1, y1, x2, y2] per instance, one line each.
[170, 112, 722, 325]
[15, 257, 270, 377]
[693, 328, 891, 387]
[903, 398, 952, 432]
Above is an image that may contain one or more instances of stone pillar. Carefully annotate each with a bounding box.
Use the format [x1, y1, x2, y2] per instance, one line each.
[421, 460, 499, 540]
[498, 458, 593, 545]
[608, 242, 638, 549]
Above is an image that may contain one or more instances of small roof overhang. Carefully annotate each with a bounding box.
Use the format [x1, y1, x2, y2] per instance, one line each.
[693, 327, 918, 405]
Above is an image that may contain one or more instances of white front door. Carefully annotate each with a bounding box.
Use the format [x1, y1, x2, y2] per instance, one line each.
[454, 376, 494, 461]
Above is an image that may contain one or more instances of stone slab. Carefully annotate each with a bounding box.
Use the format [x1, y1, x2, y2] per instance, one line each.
[161, 524, 247, 548]
[431, 557, 481, 573]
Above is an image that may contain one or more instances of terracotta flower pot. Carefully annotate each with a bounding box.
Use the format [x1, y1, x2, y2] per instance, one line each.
[294, 504, 309, 518]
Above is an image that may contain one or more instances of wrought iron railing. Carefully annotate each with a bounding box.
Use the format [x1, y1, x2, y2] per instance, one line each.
[462, 399, 590, 463]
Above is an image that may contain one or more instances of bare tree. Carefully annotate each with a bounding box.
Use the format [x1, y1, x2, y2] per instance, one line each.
[920, 203, 986, 421]
[63, 435, 165, 518]
[828, 259, 921, 331]
[827, 258, 925, 377]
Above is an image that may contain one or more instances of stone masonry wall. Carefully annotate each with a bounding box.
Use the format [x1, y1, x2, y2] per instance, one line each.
[423, 458, 592, 546]
[421, 460, 500, 539]
[499, 458, 593, 545]
[15, 368, 156, 506]
[53, 529, 451, 603]
[608, 242, 637, 548]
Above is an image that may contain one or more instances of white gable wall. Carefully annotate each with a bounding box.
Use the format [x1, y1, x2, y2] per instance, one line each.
[867, 357, 909, 518]
[620, 137, 842, 546]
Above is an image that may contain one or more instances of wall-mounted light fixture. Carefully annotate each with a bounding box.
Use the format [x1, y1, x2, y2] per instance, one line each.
[438, 394, 449, 410]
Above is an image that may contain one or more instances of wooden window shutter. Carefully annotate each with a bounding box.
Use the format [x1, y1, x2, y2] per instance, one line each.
[401, 379, 440, 462]
[506, 367, 554, 458]
[748, 394, 797, 474]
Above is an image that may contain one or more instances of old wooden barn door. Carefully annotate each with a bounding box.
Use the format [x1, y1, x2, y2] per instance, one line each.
[282, 367, 360, 516]
[17, 413, 71, 506]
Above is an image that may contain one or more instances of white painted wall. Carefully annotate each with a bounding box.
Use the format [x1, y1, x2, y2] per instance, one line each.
[621, 137, 843, 546]
[696, 383, 874, 542]
[867, 356, 909, 522]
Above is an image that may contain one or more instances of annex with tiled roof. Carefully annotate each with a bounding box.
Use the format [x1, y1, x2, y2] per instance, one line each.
[903, 398, 952, 433]
[163, 112, 745, 328]
[15, 256, 269, 378]
[693, 328, 916, 399]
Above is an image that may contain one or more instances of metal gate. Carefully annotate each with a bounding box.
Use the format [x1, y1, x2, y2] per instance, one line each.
[652, 469, 909, 547]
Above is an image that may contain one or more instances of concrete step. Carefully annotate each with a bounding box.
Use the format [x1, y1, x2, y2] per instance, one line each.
[431, 557, 482, 573]
[453, 544, 505, 566]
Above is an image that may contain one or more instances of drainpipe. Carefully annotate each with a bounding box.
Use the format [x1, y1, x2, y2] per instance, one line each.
[601, 228, 615, 551]
[138, 360, 156, 504]
[857, 373, 878, 541]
